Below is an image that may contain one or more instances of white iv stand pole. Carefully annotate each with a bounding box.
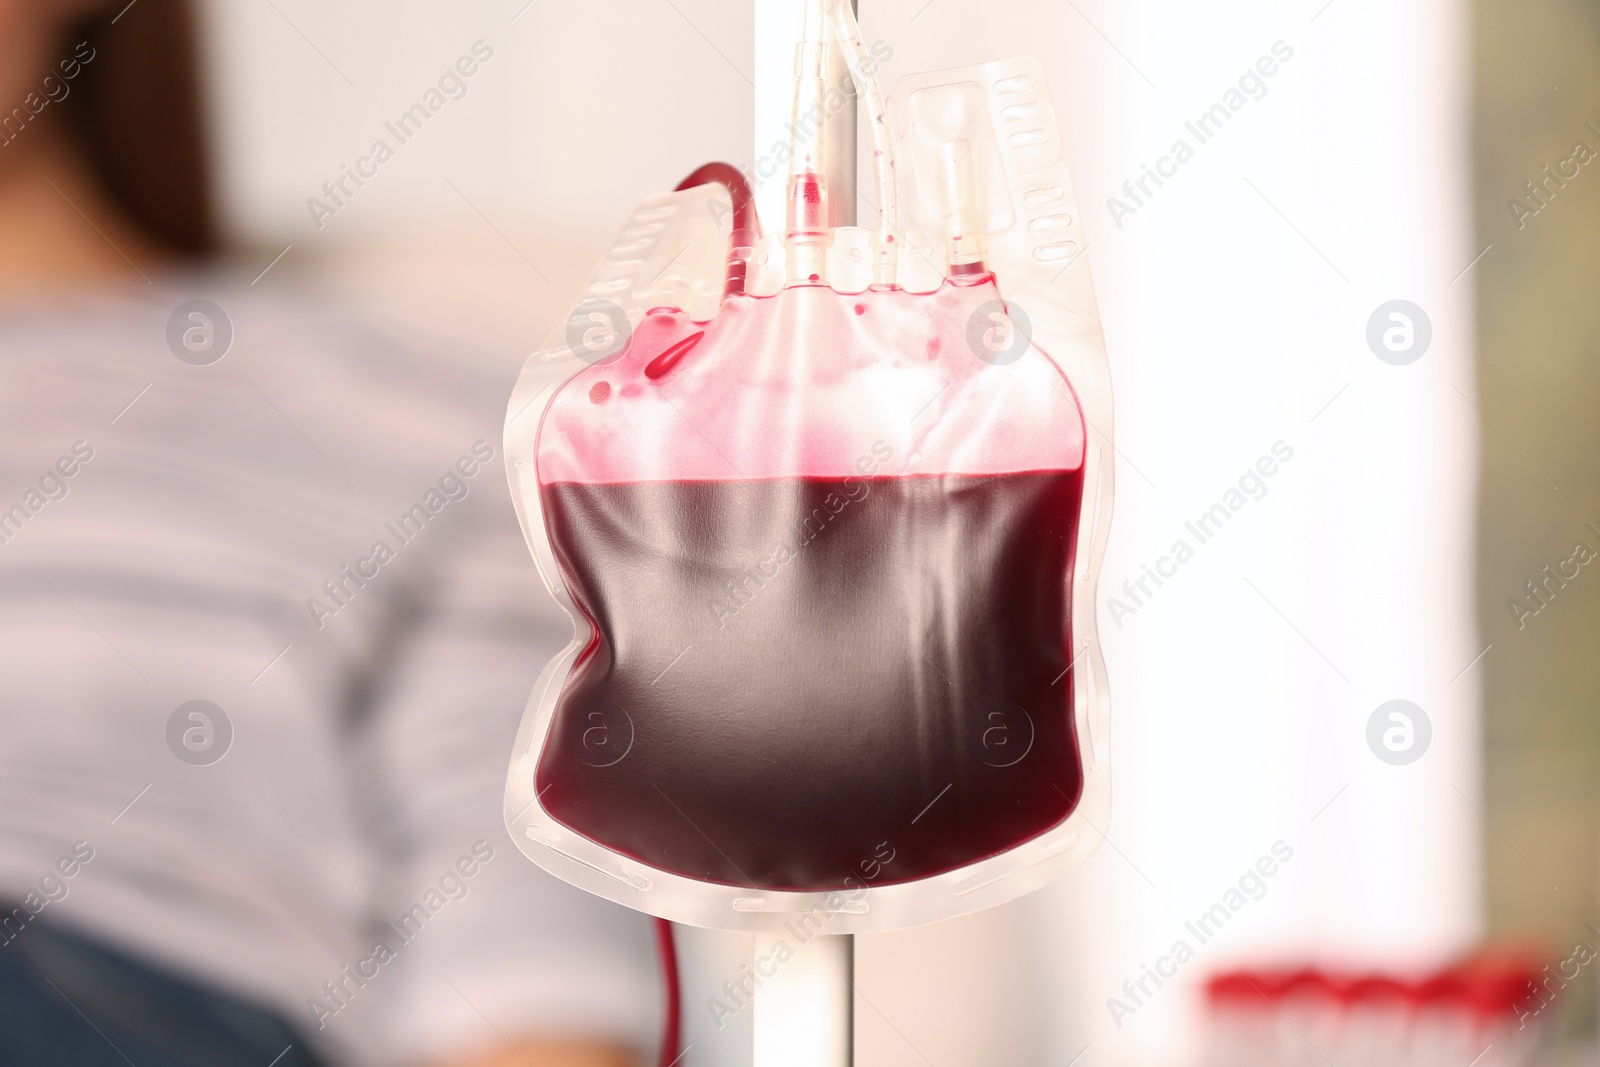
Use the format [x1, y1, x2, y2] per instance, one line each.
[747, 4, 856, 1065]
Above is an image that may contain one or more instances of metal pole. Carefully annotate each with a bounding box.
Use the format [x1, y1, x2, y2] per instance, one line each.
[754, 0, 858, 231]
[749, 4, 857, 1065]
[752, 931, 853, 1067]
[675, 927, 757, 1067]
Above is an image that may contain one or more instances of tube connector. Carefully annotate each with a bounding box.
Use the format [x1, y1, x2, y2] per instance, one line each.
[784, 170, 829, 286]
[938, 139, 989, 282]
[783, 0, 831, 287]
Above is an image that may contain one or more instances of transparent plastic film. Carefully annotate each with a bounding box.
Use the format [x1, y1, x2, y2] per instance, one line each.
[504, 50, 1113, 934]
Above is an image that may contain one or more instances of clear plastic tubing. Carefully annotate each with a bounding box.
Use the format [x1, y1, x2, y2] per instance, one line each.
[783, 0, 830, 287]
[825, 0, 899, 288]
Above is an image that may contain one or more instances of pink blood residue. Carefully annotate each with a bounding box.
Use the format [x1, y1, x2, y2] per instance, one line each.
[644, 331, 705, 380]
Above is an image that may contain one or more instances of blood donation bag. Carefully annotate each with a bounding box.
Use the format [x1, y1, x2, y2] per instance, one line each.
[536, 279, 1084, 895]
[504, 14, 1115, 932]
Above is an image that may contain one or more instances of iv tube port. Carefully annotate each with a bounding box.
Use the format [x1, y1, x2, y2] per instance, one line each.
[783, 5, 831, 288]
[939, 139, 989, 281]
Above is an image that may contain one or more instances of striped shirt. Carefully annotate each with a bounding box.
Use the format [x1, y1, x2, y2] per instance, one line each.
[0, 279, 656, 1065]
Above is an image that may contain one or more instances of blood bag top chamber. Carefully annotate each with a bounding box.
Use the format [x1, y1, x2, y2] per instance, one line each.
[503, 7, 1115, 932]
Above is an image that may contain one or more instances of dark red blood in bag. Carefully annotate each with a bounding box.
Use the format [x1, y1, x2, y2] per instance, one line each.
[536, 469, 1084, 891]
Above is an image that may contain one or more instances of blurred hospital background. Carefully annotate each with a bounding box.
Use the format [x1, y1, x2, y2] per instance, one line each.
[177, 0, 1595, 1062]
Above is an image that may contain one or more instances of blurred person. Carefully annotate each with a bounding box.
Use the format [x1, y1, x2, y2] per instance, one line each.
[0, 2, 659, 1065]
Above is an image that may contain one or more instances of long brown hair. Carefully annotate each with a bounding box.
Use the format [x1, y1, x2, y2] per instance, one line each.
[64, 0, 216, 255]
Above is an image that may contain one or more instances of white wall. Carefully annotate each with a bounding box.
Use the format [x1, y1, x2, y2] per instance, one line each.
[200, 0, 754, 348]
[1017, 0, 1482, 1063]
